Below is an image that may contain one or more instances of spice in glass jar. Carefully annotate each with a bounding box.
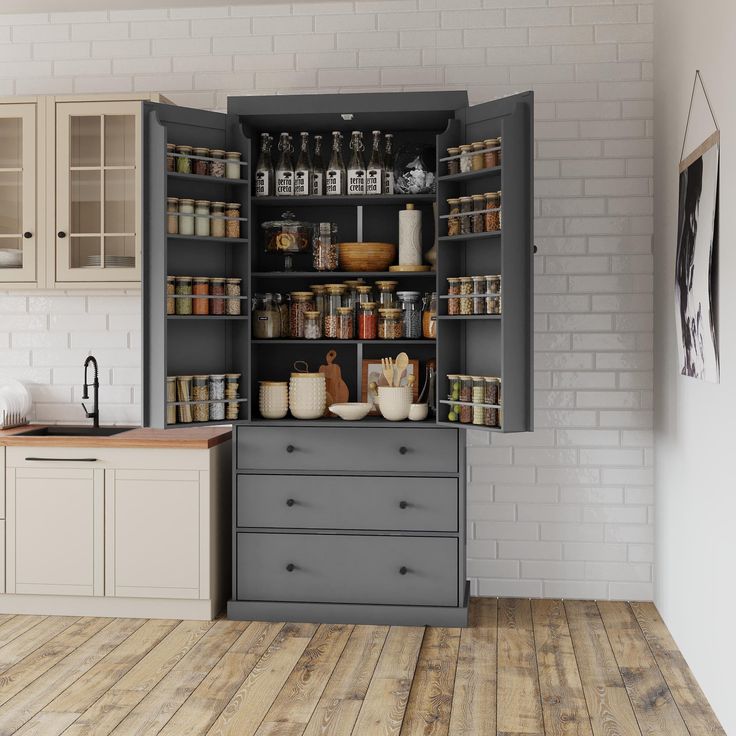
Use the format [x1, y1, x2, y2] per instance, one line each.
[166, 275, 175, 315]
[459, 277, 473, 316]
[472, 376, 484, 426]
[310, 284, 326, 320]
[472, 275, 486, 315]
[459, 375, 473, 424]
[483, 138, 499, 168]
[358, 301, 378, 340]
[195, 200, 210, 237]
[324, 284, 346, 339]
[459, 196, 472, 235]
[397, 290, 422, 339]
[225, 151, 241, 179]
[176, 375, 193, 423]
[356, 284, 373, 316]
[210, 277, 225, 315]
[375, 280, 398, 310]
[290, 291, 315, 338]
[166, 375, 177, 425]
[192, 375, 209, 422]
[447, 277, 461, 316]
[304, 310, 322, 340]
[209, 149, 225, 177]
[485, 275, 502, 314]
[192, 277, 209, 315]
[175, 145, 192, 174]
[483, 376, 500, 427]
[225, 373, 241, 420]
[166, 143, 176, 172]
[446, 146, 460, 176]
[471, 142, 485, 171]
[192, 147, 210, 176]
[252, 294, 281, 339]
[378, 307, 403, 339]
[276, 293, 289, 336]
[337, 306, 354, 339]
[459, 144, 472, 173]
[447, 197, 461, 237]
[209, 374, 225, 421]
[175, 276, 192, 315]
[210, 201, 226, 238]
[447, 374, 461, 422]
[312, 222, 338, 271]
[485, 191, 501, 232]
[226, 278, 242, 315]
[225, 202, 241, 238]
[422, 292, 437, 339]
[471, 194, 485, 234]
[178, 198, 194, 236]
[167, 197, 179, 235]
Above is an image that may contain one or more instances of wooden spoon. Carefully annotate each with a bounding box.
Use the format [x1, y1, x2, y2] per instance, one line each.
[394, 352, 409, 386]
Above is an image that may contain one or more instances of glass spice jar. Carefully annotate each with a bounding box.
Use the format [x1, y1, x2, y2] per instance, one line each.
[166, 143, 176, 172]
[210, 277, 225, 315]
[446, 146, 460, 176]
[192, 277, 210, 315]
[225, 202, 241, 238]
[447, 197, 461, 237]
[303, 310, 322, 340]
[312, 222, 338, 271]
[472, 275, 486, 315]
[397, 290, 422, 339]
[290, 291, 315, 338]
[276, 293, 289, 337]
[486, 275, 502, 314]
[375, 280, 398, 310]
[209, 374, 226, 421]
[225, 373, 241, 420]
[459, 375, 473, 424]
[178, 198, 194, 236]
[472, 376, 485, 426]
[195, 200, 210, 237]
[358, 301, 378, 340]
[175, 145, 192, 174]
[471, 194, 485, 234]
[226, 277, 242, 315]
[459, 277, 473, 316]
[176, 375, 193, 423]
[209, 149, 226, 177]
[310, 284, 326, 321]
[355, 284, 373, 314]
[192, 375, 210, 422]
[496, 190, 503, 229]
[485, 191, 501, 232]
[422, 291, 437, 339]
[166, 197, 179, 235]
[166, 375, 177, 425]
[483, 138, 499, 168]
[483, 376, 501, 427]
[323, 284, 346, 338]
[459, 196, 472, 235]
[210, 201, 226, 238]
[447, 277, 461, 316]
[225, 151, 241, 179]
[471, 142, 485, 171]
[175, 276, 192, 315]
[447, 374, 461, 422]
[192, 147, 210, 176]
[166, 275, 175, 315]
[337, 306, 354, 339]
[459, 144, 472, 173]
[378, 307, 403, 340]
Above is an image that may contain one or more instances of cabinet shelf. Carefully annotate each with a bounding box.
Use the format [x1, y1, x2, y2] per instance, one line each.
[167, 172, 248, 185]
[252, 271, 436, 279]
[439, 231, 501, 243]
[253, 194, 435, 207]
[251, 339, 437, 345]
[167, 234, 249, 245]
[167, 315, 249, 320]
[245, 417, 437, 428]
[436, 315, 501, 321]
[438, 166, 501, 183]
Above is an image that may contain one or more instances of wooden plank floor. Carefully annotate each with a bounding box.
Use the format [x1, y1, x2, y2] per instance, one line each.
[0, 599, 724, 736]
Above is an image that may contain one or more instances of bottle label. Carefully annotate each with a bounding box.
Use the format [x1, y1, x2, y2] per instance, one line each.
[383, 169, 394, 195]
[366, 168, 382, 195]
[255, 170, 270, 197]
[311, 172, 324, 196]
[294, 170, 309, 196]
[326, 170, 342, 195]
[347, 168, 366, 195]
[275, 170, 294, 196]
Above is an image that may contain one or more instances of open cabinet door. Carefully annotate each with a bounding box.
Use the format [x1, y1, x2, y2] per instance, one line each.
[436, 91, 534, 433]
[142, 102, 251, 429]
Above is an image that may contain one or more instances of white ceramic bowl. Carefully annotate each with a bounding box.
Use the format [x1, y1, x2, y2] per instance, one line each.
[329, 402, 372, 421]
[377, 386, 412, 421]
[408, 403, 429, 421]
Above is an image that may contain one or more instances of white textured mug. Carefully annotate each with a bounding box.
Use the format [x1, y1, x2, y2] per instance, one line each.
[377, 385, 412, 421]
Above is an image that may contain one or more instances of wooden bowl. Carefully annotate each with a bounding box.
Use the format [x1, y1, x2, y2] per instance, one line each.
[338, 242, 397, 272]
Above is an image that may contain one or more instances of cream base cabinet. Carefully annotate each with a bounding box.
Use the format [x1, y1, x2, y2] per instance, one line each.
[6, 466, 104, 596]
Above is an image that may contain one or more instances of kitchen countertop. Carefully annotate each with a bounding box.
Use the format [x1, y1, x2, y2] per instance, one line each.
[0, 425, 232, 449]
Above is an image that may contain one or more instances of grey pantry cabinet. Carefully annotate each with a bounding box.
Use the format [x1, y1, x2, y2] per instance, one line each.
[142, 91, 534, 626]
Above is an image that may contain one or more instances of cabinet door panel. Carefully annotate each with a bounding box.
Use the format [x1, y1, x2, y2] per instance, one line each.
[7, 467, 104, 596]
[106, 468, 201, 599]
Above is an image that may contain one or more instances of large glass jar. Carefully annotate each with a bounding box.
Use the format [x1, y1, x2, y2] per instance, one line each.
[210, 277, 225, 315]
[226, 278, 242, 315]
[375, 280, 398, 310]
[289, 291, 315, 338]
[485, 191, 500, 232]
[358, 301, 378, 340]
[309, 284, 326, 320]
[225, 202, 241, 238]
[378, 307, 403, 340]
[324, 284, 346, 338]
[178, 198, 194, 236]
[209, 149, 225, 177]
[471, 194, 485, 234]
[343, 280, 363, 318]
[397, 291, 422, 339]
[471, 142, 485, 171]
[210, 201, 226, 238]
[483, 138, 499, 168]
[253, 293, 281, 339]
[275, 292, 289, 336]
[167, 197, 179, 235]
[175, 276, 192, 315]
[459, 144, 472, 173]
[337, 306, 354, 339]
[459, 196, 472, 235]
[312, 222, 338, 271]
[192, 277, 209, 315]
[422, 292, 437, 339]
[303, 310, 322, 340]
[209, 374, 226, 421]
[225, 151, 241, 179]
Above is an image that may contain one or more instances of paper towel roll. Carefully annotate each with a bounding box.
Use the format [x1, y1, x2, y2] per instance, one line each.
[398, 204, 422, 266]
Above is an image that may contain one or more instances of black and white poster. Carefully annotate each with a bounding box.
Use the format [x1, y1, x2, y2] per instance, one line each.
[675, 132, 720, 382]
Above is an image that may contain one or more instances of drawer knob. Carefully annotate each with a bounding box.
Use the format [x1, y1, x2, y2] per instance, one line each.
[286, 563, 296, 572]
[286, 444, 295, 453]
[399, 500, 409, 509]
[399, 566, 408, 575]
[399, 446, 408, 455]
[23, 231, 32, 239]
[58, 231, 66, 238]
[286, 498, 295, 507]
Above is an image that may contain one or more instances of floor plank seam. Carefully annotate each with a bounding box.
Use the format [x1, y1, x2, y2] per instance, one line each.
[530, 599, 548, 736]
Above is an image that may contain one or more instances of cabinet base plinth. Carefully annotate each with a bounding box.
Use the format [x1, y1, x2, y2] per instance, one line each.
[228, 581, 470, 627]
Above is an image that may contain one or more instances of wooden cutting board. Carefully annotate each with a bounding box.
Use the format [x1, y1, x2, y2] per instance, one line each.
[319, 349, 349, 415]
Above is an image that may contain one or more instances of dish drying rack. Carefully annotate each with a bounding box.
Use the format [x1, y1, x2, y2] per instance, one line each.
[1, 410, 28, 430]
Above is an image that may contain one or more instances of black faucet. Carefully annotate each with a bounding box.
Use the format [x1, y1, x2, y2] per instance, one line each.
[82, 355, 100, 428]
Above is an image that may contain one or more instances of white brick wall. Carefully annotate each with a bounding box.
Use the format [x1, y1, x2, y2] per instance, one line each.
[0, 0, 654, 600]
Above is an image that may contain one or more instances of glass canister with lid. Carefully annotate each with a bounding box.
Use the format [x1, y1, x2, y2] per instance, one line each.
[289, 291, 315, 338]
[323, 283, 346, 338]
[446, 146, 460, 176]
[309, 284, 326, 320]
[226, 278, 242, 315]
[178, 198, 194, 235]
[485, 191, 501, 232]
[470, 142, 485, 171]
[447, 197, 461, 237]
[312, 222, 338, 272]
[252, 293, 281, 339]
[192, 277, 209, 315]
[166, 197, 179, 234]
[378, 307, 403, 339]
[375, 280, 398, 310]
[166, 375, 177, 425]
[459, 196, 472, 235]
[166, 275, 175, 315]
[175, 276, 192, 315]
[337, 306, 354, 339]
[175, 145, 192, 174]
[192, 147, 209, 177]
[447, 277, 461, 316]
[192, 375, 209, 422]
[209, 374, 225, 421]
[396, 291, 422, 339]
[225, 151, 242, 179]
[358, 301, 378, 339]
[176, 375, 193, 423]
[210, 201, 226, 238]
[422, 291, 437, 339]
[210, 277, 225, 315]
[209, 149, 226, 177]
[303, 310, 322, 340]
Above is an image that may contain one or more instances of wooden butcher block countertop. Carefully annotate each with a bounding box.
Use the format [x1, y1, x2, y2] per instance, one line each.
[0, 425, 232, 449]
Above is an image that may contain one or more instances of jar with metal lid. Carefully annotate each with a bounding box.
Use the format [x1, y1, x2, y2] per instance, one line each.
[289, 291, 315, 338]
[323, 284, 346, 338]
[358, 301, 378, 340]
[375, 280, 398, 310]
[484, 376, 501, 427]
[459, 144, 472, 173]
[378, 307, 403, 340]
[303, 310, 322, 340]
[337, 306, 354, 339]
[176, 376, 193, 423]
[192, 147, 210, 176]
[166, 275, 175, 315]
[210, 201, 226, 238]
[422, 291, 437, 339]
[166, 143, 176, 172]
[447, 197, 461, 237]
[253, 293, 281, 339]
[175, 276, 192, 315]
[485, 191, 501, 232]
[178, 198, 194, 236]
[226, 278, 242, 315]
[209, 374, 225, 421]
[225, 151, 241, 179]
[225, 202, 241, 238]
[447, 277, 461, 316]
[210, 277, 225, 315]
[485, 275, 501, 314]
[472, 376, 484, 426]
[209, 149, 225, 177]
[472, 275, 486, 315]
[459, 196, 472, 235]
[175, 145, 192, 174]
[459, 277, 473, 316]
[166, 197, 179, 235]
[166, 376, 177, 425]
[195, 200, 210, 237]
[192, 277, 209, 315]
[192, 375, 210, 423]
[483, 138, 499, 168]
[459, 375, 473, 424]
[471, 142, 485, 171]
[471, 194, 485, 234]
[446, 146, 460, 176]
[397, 291, 422, 339]
[310, 284, 326, 320]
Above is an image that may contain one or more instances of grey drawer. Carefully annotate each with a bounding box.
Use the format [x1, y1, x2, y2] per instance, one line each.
[236, 533, 458, 607]
[237, 475, 458, 532]
[236, 426, 458, 474]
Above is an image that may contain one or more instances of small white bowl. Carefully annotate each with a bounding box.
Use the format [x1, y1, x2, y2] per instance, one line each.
[408, 403, 429, 421]
[329, 402, 373, 421]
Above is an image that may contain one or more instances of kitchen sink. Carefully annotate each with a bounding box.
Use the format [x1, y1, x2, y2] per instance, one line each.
[18, 425, 132, 437]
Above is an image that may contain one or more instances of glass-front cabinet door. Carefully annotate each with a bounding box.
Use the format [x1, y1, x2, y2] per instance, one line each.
[0, 103, 37, 284]
[55, 101, 141, 283]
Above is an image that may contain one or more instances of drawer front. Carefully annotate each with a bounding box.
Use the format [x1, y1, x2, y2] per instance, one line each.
[236, 427, 458, 474]
[237, 533, 458, 607]
[237, 475, 458, 532]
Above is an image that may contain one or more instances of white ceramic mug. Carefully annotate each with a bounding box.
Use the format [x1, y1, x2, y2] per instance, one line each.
[259, 381, 288, 419]
[377, 385, 412, 421]
[289, 372, 326, 420]
[408, 403, 429, 421]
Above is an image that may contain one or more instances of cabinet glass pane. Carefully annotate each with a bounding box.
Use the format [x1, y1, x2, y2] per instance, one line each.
[105, 116, 135, 167]
[0, 118, 22, 169]
[0, 237, 22, 269]
[105, 236, 136, 267]
[0, 171, 21, 235]
[71, 170, 101, 234]
[104, 169, 134, 233]
[71, 236, 101, 268]
[70, 116, 101, 167]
